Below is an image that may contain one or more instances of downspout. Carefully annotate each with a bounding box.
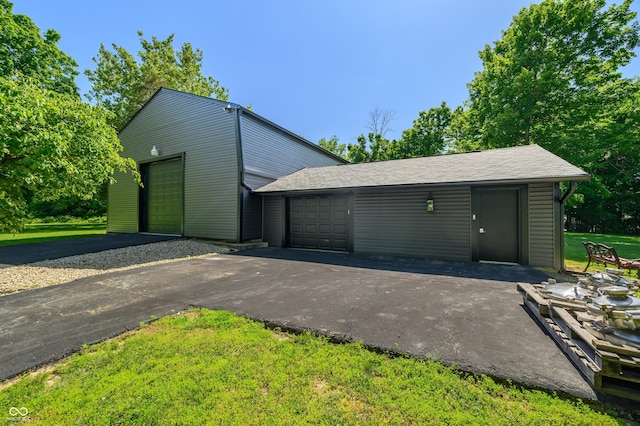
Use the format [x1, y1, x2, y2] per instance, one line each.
[234, 106, 244, 243]
[559, 181, 576, 272]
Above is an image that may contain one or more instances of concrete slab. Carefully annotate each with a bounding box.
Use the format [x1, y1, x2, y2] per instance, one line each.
[0, 248, 601, 402]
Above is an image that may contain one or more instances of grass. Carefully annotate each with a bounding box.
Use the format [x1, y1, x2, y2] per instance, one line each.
[0, 217, 106, 247]
[565, 232, 640, 274]
[0, 309, 625, 425]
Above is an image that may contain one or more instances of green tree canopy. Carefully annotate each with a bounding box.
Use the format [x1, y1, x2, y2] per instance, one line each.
[85, 31, 229, 129]
[467, 0, 639, 151]
[0, 77, 137, 232]
[462, 0, 640, 233]
[392, 102, 453, 158]
[318, 135, 348, 159]
[0, 0, 78, 96]
[345, 133, 393, 163]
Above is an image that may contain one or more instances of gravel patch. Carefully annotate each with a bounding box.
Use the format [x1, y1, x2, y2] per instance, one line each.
[0, 239, 229, 296]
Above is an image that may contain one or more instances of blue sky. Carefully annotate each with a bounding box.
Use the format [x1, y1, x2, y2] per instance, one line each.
[12, 1, 640, 144]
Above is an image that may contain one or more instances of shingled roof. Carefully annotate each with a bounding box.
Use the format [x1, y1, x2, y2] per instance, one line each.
[254, 144, 589, 193]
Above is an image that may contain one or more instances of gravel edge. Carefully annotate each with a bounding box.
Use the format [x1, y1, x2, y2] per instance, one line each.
[0, 239, 230, 297]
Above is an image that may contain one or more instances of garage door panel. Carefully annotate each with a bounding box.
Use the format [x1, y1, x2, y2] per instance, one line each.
[143, 158, 183, 235]
[334, 211, 347, 220]
[333, 239, 347, 250]
[318, 239, 332, 249]
[319, 224, 331, 234]
[304, 237, 318, 246]
[289, 196, 350, 252]
[333, 224, 347, 234]
[319, 210, 332, 221]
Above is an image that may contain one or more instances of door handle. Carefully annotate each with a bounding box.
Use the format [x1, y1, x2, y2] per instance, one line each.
[479, 228, 486, 234]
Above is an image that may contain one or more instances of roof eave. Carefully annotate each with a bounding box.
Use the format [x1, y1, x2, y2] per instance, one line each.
[254, 174, 590, 195]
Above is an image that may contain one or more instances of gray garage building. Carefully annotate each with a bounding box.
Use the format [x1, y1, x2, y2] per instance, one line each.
[108, 88, 589, 270]
[255, 145, 589, 270]
[107, 88, 345, 242]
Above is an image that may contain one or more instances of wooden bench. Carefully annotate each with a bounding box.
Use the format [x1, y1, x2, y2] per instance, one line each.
[582, 241, 640, 277]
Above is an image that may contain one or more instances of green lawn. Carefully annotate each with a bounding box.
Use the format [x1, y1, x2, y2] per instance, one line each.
[565, 232, 640, 274]
[0, 309, 625, 425]
[0, 218, 106, 247]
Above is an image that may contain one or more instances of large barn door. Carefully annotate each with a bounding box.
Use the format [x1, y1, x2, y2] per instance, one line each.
[140, 157, 184, 235]
[476, 189, 519, 264]
[289, 196, 351, 252]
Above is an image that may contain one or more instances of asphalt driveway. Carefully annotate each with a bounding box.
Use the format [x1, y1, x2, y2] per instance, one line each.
[0, 233, 178, 268]
[0, 246, 598, 400]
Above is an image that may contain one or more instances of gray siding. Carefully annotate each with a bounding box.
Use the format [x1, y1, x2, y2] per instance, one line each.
[242, 188, 263, 240]
[529, 182, 555, 267]
[263, 195, 284, 248]
[111, 90, 239, 240]
[353, 187, 471, 261]
[107, 171, 139, 233]
[240, 113, 341, 189]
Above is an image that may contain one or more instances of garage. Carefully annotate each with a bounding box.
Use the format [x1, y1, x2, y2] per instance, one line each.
[140, 157, 184, 235]
[258, 145, 590, 270]
[288, 196, 351, 251]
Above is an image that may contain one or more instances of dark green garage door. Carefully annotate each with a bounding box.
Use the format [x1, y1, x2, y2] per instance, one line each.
[141, 157, 183, 235]
[289, 196, 350, 251]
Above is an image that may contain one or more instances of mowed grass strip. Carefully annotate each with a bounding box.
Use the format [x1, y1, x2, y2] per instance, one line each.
[565, 232, 640, 274]
[0, 309, 619, 425]
[0, 219, 106, 247]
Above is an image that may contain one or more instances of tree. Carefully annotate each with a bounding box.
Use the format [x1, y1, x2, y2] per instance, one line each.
[0, 1, 136, 230]
[393, 102, 453, 158]
[365, 107, 396, 139]
[565, 78, 640, 234]
[0, 77, 137, 232]
[85, 31, 229, 129]
[449, 105, 482, 153]
[463, 0, 640, 233]
[0, 0, 78, 96]
[467, 0, 639, 151]
[346, 133, 393, 163]
[318, 135, 347, 159]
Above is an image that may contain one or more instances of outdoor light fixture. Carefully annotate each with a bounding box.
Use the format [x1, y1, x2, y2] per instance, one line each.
[223, 104, 233, 112]
[151, 146, 159, 156]
[426, 193, 435, 212]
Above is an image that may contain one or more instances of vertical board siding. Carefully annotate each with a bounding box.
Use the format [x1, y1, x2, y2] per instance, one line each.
[107, 171, 139, 233]
[354, 187, 471, 261]
[263, 195, 284, 247]
[114, 90, 239, 240]
[529, 182, 555, 267]
[241, 114, 341, 189]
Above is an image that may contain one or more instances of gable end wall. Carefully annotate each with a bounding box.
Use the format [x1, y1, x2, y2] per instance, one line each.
[108, 90, 239, 240]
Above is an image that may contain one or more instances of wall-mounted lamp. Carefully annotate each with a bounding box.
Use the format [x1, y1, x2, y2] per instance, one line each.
[151, 145, 159, 157]
[223, 104, 233, 112]
[426, 193, 435, 212]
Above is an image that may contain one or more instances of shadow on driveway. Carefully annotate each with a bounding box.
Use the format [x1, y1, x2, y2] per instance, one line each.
[231, 248, 552, 283]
